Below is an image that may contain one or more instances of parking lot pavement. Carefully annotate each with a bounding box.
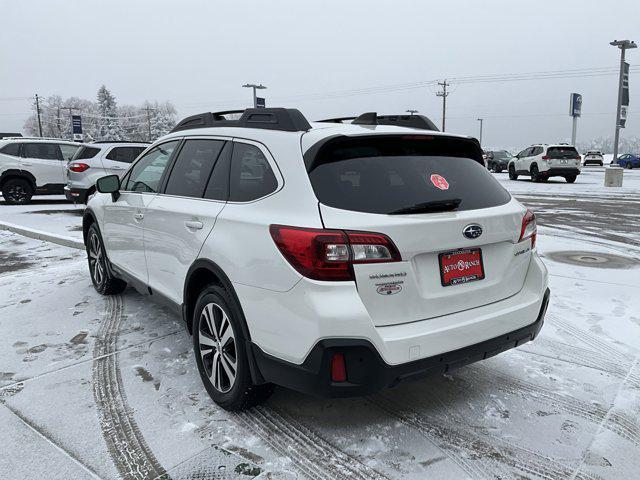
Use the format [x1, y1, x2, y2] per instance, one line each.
[1, 168, 640, 479]
[0, 195, 83, 241]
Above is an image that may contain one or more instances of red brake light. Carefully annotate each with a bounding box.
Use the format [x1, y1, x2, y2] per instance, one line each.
[519, 210, 537, 249]
[269, 225, 401, 281]
[541, 155, 550, 160]
[68, 162, 90, 172]
[331, 353, 347, 382]
[576, 155, 582, 160]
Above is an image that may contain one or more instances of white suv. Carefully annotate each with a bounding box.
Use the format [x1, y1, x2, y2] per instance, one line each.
[65, 141, 149, 203]
[0, 137, 81, 204]
[83, 109, 550, 410]
[508, 144, 581, 183]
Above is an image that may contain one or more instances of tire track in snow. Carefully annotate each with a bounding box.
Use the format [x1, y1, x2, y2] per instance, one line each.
[473, 366, 640, 447]
[92, 295, 170, 480]
[551, 318, 630, 364]
[370, 395, 603, 480]
[234, 405, 389, 480]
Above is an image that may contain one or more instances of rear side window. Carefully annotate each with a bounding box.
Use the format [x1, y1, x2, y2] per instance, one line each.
[73, 146, 101, 160]
[0, 143, 20, 156]
[165, 139, 225, 198]
[228, 143, 278, 202]
[307, 135, 510, 214]
[59, 144, 80, 161]
[105, 146, 147, 163]
[547, 146, 578, 159]
[24, 143, 61, 160]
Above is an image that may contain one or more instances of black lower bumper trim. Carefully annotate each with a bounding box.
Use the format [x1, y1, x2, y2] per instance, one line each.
[64, 187, 89, 203]
[252, 288, 550, 398]
[544, 168, 580, 176]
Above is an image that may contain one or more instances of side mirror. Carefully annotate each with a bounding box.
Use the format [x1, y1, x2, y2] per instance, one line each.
[96, 175, 120, 201]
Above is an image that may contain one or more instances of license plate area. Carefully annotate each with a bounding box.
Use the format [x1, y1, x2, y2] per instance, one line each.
[439, 248, 485, 286]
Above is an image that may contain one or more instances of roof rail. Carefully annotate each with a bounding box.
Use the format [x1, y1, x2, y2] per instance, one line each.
[317, 113, 439, 131]
[92, 140, 150, 144]
[0, 136, 77, 142]
[170, 108, 312, 133]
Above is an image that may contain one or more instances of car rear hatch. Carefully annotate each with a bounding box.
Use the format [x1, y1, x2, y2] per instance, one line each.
[66, 145, 101, 182]
[545, 146, 581, 169]
[306, 134, 533, 327]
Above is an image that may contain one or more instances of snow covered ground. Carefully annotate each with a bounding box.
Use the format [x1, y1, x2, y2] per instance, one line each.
[1, 168, 640, 479]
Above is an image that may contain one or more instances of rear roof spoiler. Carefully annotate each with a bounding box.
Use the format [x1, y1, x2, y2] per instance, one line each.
[317, 112, 439, 131]
[170, 108, 312, 133]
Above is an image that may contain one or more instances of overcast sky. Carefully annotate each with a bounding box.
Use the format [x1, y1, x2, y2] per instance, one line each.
[1, 0, 638, 147]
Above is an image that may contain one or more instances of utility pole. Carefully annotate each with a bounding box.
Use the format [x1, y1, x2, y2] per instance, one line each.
[477, 118, 484, 145]
[144, 106, 155, 141]
[35, 94, 43, 137]
[406, 109, 418, 116]
[242, 83, 267, 108]
[610, 39, 637, 163]
[436, 80, 449, 131]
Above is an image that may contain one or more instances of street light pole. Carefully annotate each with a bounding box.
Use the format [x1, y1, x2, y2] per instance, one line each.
[477, 118, 484, 145]
[242, 83, 267, 108]
[610, 39, 637, 163]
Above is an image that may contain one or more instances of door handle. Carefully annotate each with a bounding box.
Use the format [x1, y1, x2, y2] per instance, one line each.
[185, 220, 203, 230]
[133, 213, 144, 221]
[112, 166, 124, 170]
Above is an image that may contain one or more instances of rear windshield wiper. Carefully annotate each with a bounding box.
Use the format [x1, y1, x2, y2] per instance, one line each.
[388, 198, 462, 215]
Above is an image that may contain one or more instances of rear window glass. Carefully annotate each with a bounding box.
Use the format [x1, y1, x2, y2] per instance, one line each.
[105, 146, 146, 163]
[307, 136, 511, 214]
[73, 146, 101, 160]
[547, 147, 578, 159]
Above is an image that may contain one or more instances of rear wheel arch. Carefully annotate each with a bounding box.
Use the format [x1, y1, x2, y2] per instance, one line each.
[0, 170, 36, 190]
[82, 209, 98, 245]
[183, 259, 265, 384]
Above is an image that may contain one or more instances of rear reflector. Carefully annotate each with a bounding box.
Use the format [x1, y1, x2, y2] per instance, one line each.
[270, 225, 401, 281]
[331, 353, 347, 382]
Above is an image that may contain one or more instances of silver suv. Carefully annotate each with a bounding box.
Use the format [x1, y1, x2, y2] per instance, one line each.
[65, 141, 148, 203]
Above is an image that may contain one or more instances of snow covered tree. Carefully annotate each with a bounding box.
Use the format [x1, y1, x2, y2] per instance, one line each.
[96, 85, 123, 141]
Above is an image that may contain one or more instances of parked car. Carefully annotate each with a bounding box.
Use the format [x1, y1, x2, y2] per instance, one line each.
[485, 150, 513, 173]
[83, 108, 550, 411]
[583, 151, 604, 166]
[509, 144, 581, 183]
[0, 137, 81, 204]
[614, 153, 640, 169]
[65, 141, 149, 203]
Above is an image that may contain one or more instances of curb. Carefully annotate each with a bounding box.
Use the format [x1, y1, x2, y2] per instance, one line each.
[0, 221, 84, 250]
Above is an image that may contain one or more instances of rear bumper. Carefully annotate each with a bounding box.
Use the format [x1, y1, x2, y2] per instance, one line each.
[253, 288, 550, 397]
[64, 185, 90, 203]
[544, 167, 580, 176]
[583, 160, 603, 166]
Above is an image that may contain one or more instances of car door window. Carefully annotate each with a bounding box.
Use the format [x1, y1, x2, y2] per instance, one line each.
[59, 144, 80, 161]
[105, 146, 147, 164]
[0, 143, 21, 156]
[124, 140, 179, 193]
[228, 142, 278, 202]
[204, 141, 232, 201]
[532, 147, 543, 156]
[164, 139, 225, 198]
[23, 143, 62, 160]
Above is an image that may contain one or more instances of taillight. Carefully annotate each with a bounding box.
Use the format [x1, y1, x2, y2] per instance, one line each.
[68, 162, 90, 172]
[575, 155, 582, 161]
[269, 225, 401, 281]
[519, 210, 537, 249]
[541, 155, 550, 161]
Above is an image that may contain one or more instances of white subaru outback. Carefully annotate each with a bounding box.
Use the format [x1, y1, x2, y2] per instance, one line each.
[83, 109, 550, 411]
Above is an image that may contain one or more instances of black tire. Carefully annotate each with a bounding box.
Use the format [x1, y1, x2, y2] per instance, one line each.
[565, 175, 577, 184]
[626, 162, 633, 170]
[530, 164, 541, 183]
[495, 167, 503, 173]
[508, 165, 518, 180]
[2, 178, 33, 205]
[86, 223, 127, 295]
[193, 285, 273, 411]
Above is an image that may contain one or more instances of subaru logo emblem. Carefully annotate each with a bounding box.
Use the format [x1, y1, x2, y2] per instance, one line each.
[463, 224, 483, 239]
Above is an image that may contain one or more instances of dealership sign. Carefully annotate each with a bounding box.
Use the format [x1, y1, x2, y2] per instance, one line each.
[570, 93, 582, 117]
[71, 115, 83, 141]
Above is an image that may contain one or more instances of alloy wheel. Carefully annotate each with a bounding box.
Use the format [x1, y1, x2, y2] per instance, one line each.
[7, 185, 27, 203]
[89, 232, 105, 286]
[198, 302, 237, 393]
